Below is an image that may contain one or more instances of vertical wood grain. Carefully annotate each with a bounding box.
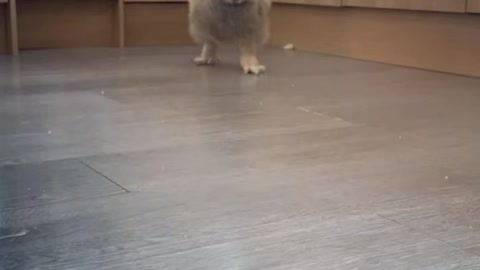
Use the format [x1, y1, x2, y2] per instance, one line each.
[7, 0, 18, 55]
[0, 4, 7, 54]
[117, 0, 125, 47]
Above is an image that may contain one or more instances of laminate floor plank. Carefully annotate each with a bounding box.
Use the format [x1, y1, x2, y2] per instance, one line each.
[1, 185, 479, 270]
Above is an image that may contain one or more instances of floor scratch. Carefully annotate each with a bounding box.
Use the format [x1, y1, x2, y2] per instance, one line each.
[0, 229, 29, 241]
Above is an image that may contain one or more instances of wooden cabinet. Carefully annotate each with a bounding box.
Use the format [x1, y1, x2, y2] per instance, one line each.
[342, 0, 467, 13]
[467, 0, 480, 13]
[274, 0, 341, 6]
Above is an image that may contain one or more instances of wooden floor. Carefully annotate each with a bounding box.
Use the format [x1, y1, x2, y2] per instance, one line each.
[1, 47, 480, 270]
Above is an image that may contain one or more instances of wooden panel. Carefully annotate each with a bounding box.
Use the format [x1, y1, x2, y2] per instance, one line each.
[117, 0, 125, 47]
[125, 3, 191, 47]
[17, 0, 116, 50]
[274, 0, 341, 6]
[467, 0, 480, 12]
[0, 5, 7, 53]
[270, 5, 480, 77]
[342, 0, 467, 13]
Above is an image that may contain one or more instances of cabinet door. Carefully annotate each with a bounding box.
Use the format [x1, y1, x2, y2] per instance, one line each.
[467, 0, 480, 13]
[342, 0, 467, 13]
[274, 0, 341, 6]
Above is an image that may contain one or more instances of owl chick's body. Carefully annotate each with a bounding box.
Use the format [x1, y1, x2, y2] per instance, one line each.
[188, 0, 271, 74]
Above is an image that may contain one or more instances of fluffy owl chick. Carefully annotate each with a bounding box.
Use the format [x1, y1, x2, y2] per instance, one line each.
[188, 0, 271, 75]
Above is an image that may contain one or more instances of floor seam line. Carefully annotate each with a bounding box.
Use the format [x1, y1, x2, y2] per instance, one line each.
[79, 159, 131, 193]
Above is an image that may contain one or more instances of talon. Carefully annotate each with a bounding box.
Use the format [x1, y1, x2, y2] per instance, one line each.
[243, 65, 266, 75]
[194, 57, 218, 66]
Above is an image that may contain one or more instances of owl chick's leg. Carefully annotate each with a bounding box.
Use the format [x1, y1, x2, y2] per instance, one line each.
[194, 42, 218, 65]
[239, 41, 266, 75]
